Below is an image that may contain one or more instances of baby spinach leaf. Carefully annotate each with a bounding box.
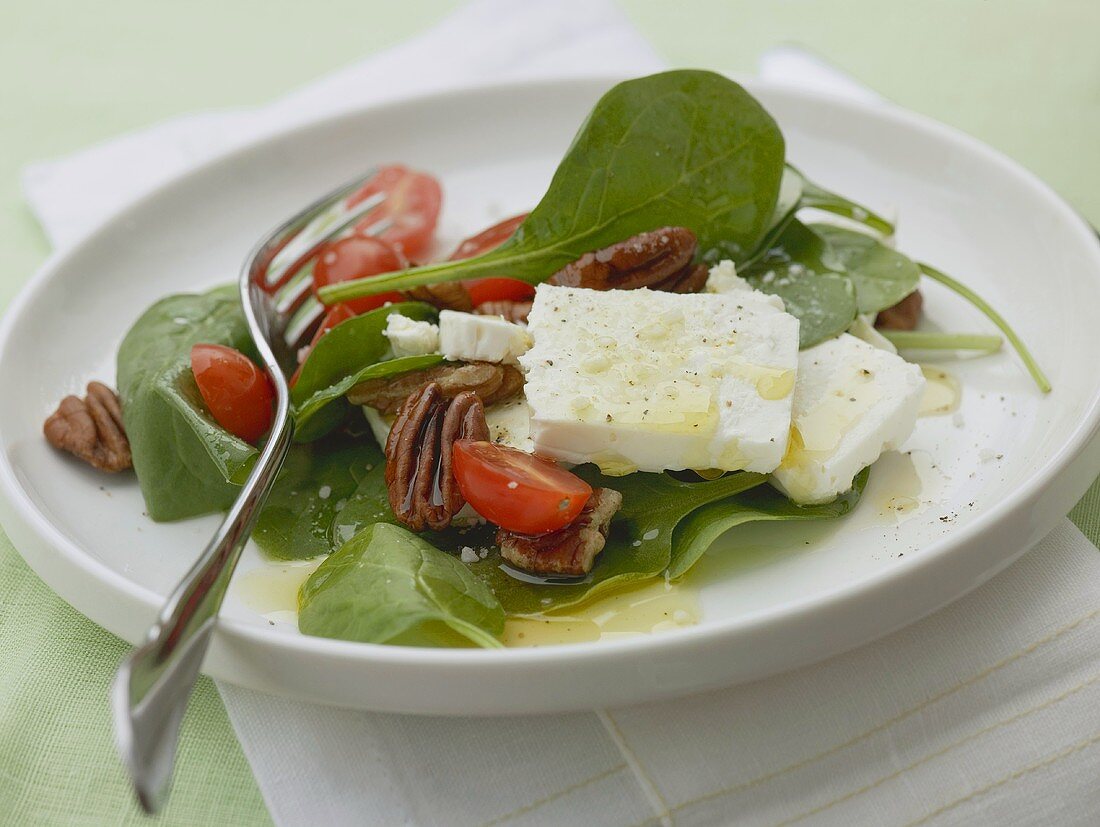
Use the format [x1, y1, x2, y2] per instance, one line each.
[471, 468, 768, 615]
[741, 219, 858, 348]
[290, 302, 439, 441]
[333, 462, 767, 616]
[299, 522, 505, 648]
[812, 224, 920, 314]
[668, 469, 869, 579]
[117, 285, 260, 521]
[794, 167, 895, 236]
[318, 70, 785, 304]
[294, 354, 442, 442]
[742, 165, 804, 269]
[253, 431, 382, 560]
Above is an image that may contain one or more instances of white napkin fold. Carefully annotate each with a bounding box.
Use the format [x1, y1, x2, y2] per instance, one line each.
[22, 1, 1100, 825]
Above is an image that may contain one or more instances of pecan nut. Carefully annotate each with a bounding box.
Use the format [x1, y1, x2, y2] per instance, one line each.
[348, 361, 523, 414]
[404, 281, 474, 311]
[473, 300, 533, 324]
[548, 227, 705, 293]
[875, 290, 923, 330]
[497, 487, 623, 577]
[385, 384, 489, 531]
[44, 382, 132, 472]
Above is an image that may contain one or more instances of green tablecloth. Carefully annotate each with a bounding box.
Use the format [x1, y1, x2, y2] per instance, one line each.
[1, 1, 1097, 823]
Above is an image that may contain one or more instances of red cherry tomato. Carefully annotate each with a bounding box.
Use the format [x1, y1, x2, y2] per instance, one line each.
[312, 235, 407, 314]
[191, 344, 274, 444]
[464, 277, 537, 306]
[348, 165, 442, 259]
[452, 440, 592, 535]
[451, 213, 536, 306]
[449, 213, 528, 260]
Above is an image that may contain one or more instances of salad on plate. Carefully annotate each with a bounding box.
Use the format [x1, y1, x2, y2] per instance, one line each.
[42, 70, 1048, 649]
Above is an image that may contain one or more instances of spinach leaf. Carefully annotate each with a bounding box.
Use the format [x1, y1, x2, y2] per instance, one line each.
[290, 302, 439, 441]
[669, 469, 869, 579]
[318, 70, 785, 304]
[117, 285, 260, 521]
[472, 468, 767, 615]
[917, 263, 1051, 392]
[794, 167, 895, 236]
[299, 522, 505, 648]
[253, 431, 382, 560]
[741, 219, 858, 348]
[812, 224, 920, 314]
[742, 165, 804, 269]
[333, 464, 766, 616]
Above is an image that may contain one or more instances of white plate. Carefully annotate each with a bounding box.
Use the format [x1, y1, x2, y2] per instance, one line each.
[1, 77, 1099, 715]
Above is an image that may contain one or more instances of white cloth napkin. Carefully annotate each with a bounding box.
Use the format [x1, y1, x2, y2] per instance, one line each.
[22, 2, 1100, 825]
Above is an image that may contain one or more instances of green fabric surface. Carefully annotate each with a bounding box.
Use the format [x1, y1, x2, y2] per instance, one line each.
[1, 1, 1097, 824]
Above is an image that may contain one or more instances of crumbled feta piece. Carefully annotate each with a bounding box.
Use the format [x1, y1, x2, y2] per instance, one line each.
[384, 314, 439, 358]
[771, 333, 925, 504]
[485, 398, 533, 453]
[460, 546, 478, 563]
[707, 259, 786, 311]
[438, 310, 532, 364]
[848, 314, 897, 353]
[520, 284, 800, 474]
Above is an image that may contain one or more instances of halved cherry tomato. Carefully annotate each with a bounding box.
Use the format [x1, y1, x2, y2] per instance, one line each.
[191, 344, 274, 444]
[449, 213, 528, 260]
[451, 213, 536, 306]
[348, 164, 442, 259]
[452, 440, 592, 535]
[289, 303, 356, 388]
[464, 277, 537, 306]
[312, 235, 407, 314]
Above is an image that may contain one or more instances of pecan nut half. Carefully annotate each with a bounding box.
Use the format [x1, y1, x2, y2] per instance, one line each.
[44, 382, 132, 472]
[348, 361, 523, 415]
[473, 300, 533, 324]
[875, 290, 923, 331]
[385, 384, 489, 531]
[497, 487, 623, 577]
[404, 281, 474, 311]
[548, 227, 706, 293]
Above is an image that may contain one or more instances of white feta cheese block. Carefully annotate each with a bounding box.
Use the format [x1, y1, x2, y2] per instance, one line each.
[383, 314, 439, 358]
[438, 310, 532, 364]
[771, 333, 925, 504]
[520, 284, 800, 475]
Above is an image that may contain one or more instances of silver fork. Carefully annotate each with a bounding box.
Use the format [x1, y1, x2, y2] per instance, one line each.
[112, 169, 388, 813]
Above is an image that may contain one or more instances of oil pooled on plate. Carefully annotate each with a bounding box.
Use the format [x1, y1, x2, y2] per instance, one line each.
[919, 365, 961, 416]
[234, 558, 323, 624]
[502, 578, 699, 647]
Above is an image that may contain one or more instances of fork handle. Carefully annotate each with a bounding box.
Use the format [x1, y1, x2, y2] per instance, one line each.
[112, 417, 293, 813]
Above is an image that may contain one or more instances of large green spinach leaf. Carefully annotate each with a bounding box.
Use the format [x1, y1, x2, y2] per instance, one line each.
[290, 302, 439, 441]
[669, 470, 869, 578]
[812, 224, 919, 315]
[741, 219, 858, 348]
[299, 522, 505, 648]
[117, 285, 260, 521]
[333, 462, 767, 616]
[794, 167, 894, 236]
[318, 70, 785, 304]
[253, 431, 382, 560]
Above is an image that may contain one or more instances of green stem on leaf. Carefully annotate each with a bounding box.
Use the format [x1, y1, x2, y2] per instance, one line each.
[318, 255, 518, 304]
[880, 330, 1003, 352]
[918, 263, 1051, 393]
